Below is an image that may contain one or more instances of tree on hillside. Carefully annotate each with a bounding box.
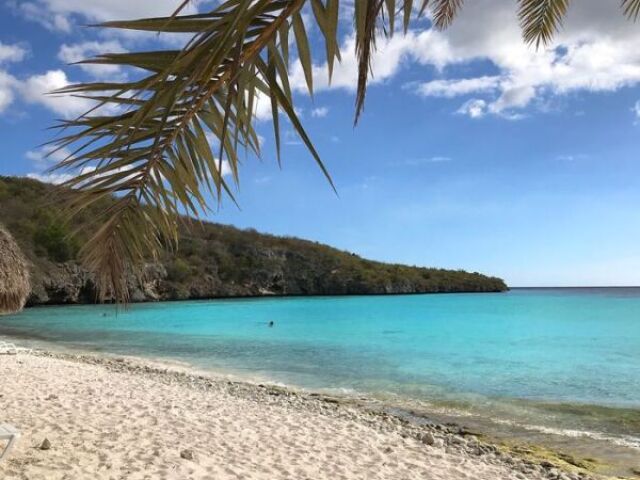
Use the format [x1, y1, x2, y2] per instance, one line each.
[48, 0, 640, 301]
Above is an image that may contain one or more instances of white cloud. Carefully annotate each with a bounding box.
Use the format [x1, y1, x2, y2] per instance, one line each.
[10, 1, 72, 32]
[418, 156, 451, 164]
[284, 130, 302, 146]
[26, 164, 140, 186]
[58, 41, 127, 78]
[288, 29, 494, 97]
[12, 0, 201, 35]
[0, 71, 18, 113]
[219, 160, 232, 177]
[413, 76, 501, 98]
[288, 0, 640, 118]
[397, 156, 452, 166]
[490, 86, 536, 113]
[311, 106, 329, 118]
[25, 145, 73, 169]
[18, 0, 198, 23]
[25, 165, 101, 185]
[204, 133, 235, 177]
[0, 42, 28, 64]
[415, 0, 640, 117]
[10, 0, 640, 123]
[254, 175, 272, 185]
[556, 154, 589, 162]
[26, 172, 74, 184]
[25, 150, 91, 185]
[290, 32, 423, 93]
[634, 100, 640, 119]
[0, 42, 28, 113]
[457, 99, 487, 118]
[253, 92, 272, 121]
[19, 70, 94, 118]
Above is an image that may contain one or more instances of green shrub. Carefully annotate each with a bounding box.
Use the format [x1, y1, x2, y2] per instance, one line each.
[0, 176, 508, 296]
[166, 258, 191, 282]
[33, 222, 78, 262]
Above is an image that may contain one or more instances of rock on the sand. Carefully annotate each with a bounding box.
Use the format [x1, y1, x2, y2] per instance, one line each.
[39, 438, 51, 450]
[180, 448, 195, 460]
[420, 432, 435, 446]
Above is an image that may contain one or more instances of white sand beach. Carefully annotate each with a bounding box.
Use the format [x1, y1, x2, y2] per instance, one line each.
[0, 350, 590, 480]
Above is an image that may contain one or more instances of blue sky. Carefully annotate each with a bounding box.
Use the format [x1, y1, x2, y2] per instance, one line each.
[1, 0, 640, 286]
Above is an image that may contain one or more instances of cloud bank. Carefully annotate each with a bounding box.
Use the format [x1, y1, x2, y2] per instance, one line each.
[291, 0, 640, 118]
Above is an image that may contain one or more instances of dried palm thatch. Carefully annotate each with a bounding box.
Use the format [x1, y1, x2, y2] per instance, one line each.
[0, 224, 30, 315]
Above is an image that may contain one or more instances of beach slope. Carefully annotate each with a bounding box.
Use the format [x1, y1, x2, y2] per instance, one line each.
[0, 352, 584, 480]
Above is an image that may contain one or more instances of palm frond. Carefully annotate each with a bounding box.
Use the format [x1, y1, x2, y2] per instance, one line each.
[622, 0, 640, 20]
[355, 0, 384, 123]
[51, 0, 330, 302]
[431, 0, 464, 29]
[518, 0, 571, 47]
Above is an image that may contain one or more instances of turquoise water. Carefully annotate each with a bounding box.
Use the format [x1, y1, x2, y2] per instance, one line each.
[2, 288, 640, 461]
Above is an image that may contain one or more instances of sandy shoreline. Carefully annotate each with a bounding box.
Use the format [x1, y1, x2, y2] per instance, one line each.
[0, 348, 597, 480]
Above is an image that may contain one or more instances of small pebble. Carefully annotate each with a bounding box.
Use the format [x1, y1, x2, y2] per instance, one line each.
[420, 432, 435, 446]
[180, 449, 195, 460]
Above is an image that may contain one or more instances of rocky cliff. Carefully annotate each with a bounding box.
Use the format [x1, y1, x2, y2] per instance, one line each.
[0, 177, 508, 305]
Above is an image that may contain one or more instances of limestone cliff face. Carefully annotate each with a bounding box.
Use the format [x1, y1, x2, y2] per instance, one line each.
[25, 246, 507, 306]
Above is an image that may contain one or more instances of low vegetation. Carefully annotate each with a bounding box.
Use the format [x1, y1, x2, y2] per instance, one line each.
[0, 176, 507, 305]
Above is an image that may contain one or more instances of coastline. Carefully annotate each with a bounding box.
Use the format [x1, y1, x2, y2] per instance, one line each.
[23, 287, 509, 309]
[0, 344, 606, 480]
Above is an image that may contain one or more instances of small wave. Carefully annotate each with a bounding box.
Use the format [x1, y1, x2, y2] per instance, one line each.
[488, 417, 640, 450]
[375, 394, 640, 451]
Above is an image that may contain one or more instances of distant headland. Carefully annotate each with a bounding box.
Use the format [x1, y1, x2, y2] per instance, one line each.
[0, 177, 507, 306]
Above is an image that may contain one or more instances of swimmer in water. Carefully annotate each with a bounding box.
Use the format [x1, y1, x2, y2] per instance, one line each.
[268, 321, 274, 327]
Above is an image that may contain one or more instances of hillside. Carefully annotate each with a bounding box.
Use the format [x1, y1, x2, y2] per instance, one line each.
[0, 176, 507, 305]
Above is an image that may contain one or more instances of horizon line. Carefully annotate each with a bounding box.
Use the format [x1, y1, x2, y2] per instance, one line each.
[509, 285, 640, 289]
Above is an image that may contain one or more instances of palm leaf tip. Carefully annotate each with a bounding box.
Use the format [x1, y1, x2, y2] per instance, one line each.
[354, 0, 384, 124]
[518, 0, 570, 47]
[622, 0, 640, 20]
[431, 0, 464, 29]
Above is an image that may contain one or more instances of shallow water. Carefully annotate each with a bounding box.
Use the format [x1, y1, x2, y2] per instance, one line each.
[2, 288, 639, 472]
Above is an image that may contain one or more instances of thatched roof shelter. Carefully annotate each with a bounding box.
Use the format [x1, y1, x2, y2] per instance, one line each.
[0, 224, 30, 314]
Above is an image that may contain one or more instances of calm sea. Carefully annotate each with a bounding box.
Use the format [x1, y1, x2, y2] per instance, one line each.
[2, 288, 639, 472]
